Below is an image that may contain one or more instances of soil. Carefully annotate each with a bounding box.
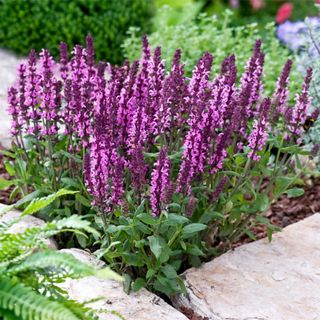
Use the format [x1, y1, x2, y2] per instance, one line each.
[233, 177, 320, 247]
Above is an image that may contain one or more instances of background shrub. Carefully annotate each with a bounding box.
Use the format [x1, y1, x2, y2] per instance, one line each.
[0, 0, 154, 64]
[122, 10, 300, 96]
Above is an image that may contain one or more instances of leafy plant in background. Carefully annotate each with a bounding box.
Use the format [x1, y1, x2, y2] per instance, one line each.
[122, 10, 300, 96]
[277, 8, 320, 167]
[200, 0, 318, 26]
[2, 35, 316, 296]
[0, 0, 154, 64]
[0, 192, 122, 320]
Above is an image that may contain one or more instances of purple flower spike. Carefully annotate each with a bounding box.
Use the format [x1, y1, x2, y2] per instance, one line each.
[272, 59, 292, 119]
[7, 86, 21, 136]
[248, 98, 271, 161]
[25, 49, 41, 135]
[150, 148, 171, 216]
[287, 68, 313, 139]
[39, 49, 61, 135]
[59, 42, 69, 81]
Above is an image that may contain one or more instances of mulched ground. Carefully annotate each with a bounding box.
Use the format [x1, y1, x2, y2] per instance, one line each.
[232, 177, 320, 247]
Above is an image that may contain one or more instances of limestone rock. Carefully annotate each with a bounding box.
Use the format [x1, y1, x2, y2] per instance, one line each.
[173, 214, 320, 320]
[60, 248, 188, 320]
[0, 203, 56, 249]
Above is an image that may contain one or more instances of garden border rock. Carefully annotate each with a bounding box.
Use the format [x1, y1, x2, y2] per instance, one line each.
[60, 248, 189, 320]
[173, 213, 320, 320]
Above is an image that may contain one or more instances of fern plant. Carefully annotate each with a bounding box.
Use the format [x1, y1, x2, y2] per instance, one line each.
[0, 191, 122, 320]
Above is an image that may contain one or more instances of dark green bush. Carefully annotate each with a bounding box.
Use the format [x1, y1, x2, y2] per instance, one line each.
[0, 0, 154, 64]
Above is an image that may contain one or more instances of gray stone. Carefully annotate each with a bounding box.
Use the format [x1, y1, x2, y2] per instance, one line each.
[0, 49, 22, 149]
[0, 203, 56, 249]
[60, 248, 188, 320]
[173, 214, 320, 320]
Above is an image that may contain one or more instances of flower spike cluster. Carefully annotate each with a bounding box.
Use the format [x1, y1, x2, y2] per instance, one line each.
[8, 36, 315, 216]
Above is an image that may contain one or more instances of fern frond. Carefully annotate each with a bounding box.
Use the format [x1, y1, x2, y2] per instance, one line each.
[7, 250, 94, 280]
[0, 276, 83, 320]
[51, 215, 100, 237]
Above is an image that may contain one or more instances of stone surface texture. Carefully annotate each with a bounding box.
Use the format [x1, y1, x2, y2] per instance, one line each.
[0, 49, 22, 148]
[0, 203, 56, 248]
[60, 248, 188, 320]
[173, 214, 320, 320]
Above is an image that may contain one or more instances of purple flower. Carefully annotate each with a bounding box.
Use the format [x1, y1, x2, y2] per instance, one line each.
[211, 176, 228, 202]
[7, 86, 20, 136]
[150, 148, 171, 216]
[39, 49, 61, 135]
[272, 59, 292, 119]
[17, 63, 28, 129]
[153, 49, 187, 135]
[117, 61, 139, 147]
[248, 98, 271, 161]
[59, 42, 69, 81]
[287, 68, 312, 138]
[25, 49, 41, 135]
[239, 40, 264, 120]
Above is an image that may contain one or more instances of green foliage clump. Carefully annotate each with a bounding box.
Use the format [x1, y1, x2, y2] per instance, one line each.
[296, 13, 320, 166]
[0, 0, 154, 64]
[122, 10, 300, 95]
[0, 193, 121, 320]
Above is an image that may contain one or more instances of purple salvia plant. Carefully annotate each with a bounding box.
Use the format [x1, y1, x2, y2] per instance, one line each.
[272, 59, 292, 120]
[211, 176, 228, 202]
[150, 147, 171, 216]
[17, 64, 28, 129]
[39, 49, 61, 135]
[7, 87, 20, 137]
[59, 42, 69, 82]
[153, 49, 187, 136]
[248, 98, 271, 161]
[25, 49, 41, 135]
[287, 68, 313, 140]
[239, 40, 264, 123]
[117, 61, 139, 147]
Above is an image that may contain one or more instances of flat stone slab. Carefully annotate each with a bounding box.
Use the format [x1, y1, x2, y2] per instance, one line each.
[173, 214, 320, 320]
[0, 203, 56, 248]
[60, 248, 188, 320]
[0, 49, 22, 149]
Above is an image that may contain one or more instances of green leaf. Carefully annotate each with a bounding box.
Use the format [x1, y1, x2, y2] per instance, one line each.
[14, 190, 41, 208]
[22, 189, 78, 216]
[135, 199, 145, 215]
[132, 277, 146, 292]
[4, 161, 15, 176]
[182, 223, 207, 238]
[255, 194, 270, 212]
[199, 211, 224, 224]
[123, 274, 132, 294]
[0, 178, 15, 190]
[274, 176, 294, 197]
[162, 264, 177, 279]
[148, 235, 163, 259]
[137, 212, 158, 225]
[75, 193, 92, 207]
[146, 268, 156, 280]
[285, 188, 304, 198]
[165, 213, 189, 226]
